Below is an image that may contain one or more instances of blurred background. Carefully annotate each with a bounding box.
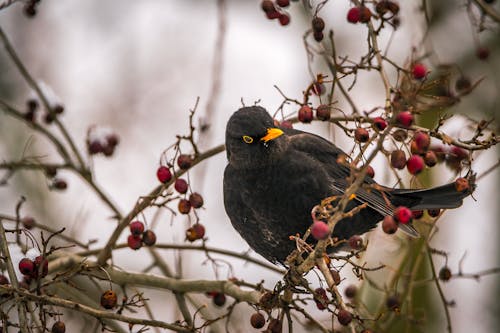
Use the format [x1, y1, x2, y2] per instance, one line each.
[0, 0, 498, 332]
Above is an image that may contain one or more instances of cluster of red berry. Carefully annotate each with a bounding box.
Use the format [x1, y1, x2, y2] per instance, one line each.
[127, 221, 156, 250]
[86, 126, 120, 157]
[23, 97, 64, 125]
[347, 1, 399, 26]
[260, 0, 292, 26]
[18, 255, 48, 282]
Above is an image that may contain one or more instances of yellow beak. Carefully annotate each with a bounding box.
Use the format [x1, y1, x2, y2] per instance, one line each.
[260, 128, 284, 142]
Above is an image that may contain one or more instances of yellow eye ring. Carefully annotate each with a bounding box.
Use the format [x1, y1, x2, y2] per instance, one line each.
[242, 135, 254, 144]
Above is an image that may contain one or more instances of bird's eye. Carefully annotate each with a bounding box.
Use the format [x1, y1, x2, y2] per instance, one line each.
[242, 135, 254, 144]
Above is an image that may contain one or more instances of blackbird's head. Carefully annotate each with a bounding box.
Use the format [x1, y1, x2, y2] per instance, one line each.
[225, 106, 287, 169]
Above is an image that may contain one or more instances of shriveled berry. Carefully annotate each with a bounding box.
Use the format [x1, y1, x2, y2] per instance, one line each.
[354, 128, 370, 143]
[373, 117, 388, 131]
[127, 235, 142, 250]
[267, 318, 282, 333]
[330, 269, 341, 285]
[129, 221, 145, 236]
[347, 7, 360, 23]
[439, 266, 452, 281]
[174, 178, 189, 194]
[344, 285, 357, 299]
[348, 235, 363, 250]
[34, 256, 48, 278]
[455, 76, 471, 92]
[156, 166, 172, 183]
[407, 154, 424, 174]
[390, 150, 407, 169]
[142, 230, 157, 246]
[312, 17, 325, 31]
[396, 111, 414, 127]
[101, 290, 118, 309]
[311, 221, 329, 240]
[386, 294, 400, 311]
[278, 13, 290, 26]
[21, 216, 36, 229]
[412, 63, 427, 80]
[250, 312, 266, 329]
[316, 104, 331, 121]
[454, 177, 469, 192]
[412, 210, 424, 219]
[298, 105, 313, 123]
[382, 215, 398, 234]
[186, 224, 205, 242]
[177, 154, 193, 170]
[213, 292, 226, 306]
[51, 321, 66, 333]
[313, 30, 324, 42]
[178, 199, 192, 214]
[427, 209, 440, 218]
[424, 150, 438, 167]
[358, 6, 372, 23]
[337, 309, 352, 326]
[189, 192, 204, 208]
[19, 258, 35, 276]
[392, 129, 408, 142]
[376, 0, 400, 16]
[393, 206, 412, 224]
[276, 0, 290, 8]
[261, 0, 275, 12]
[314, 287, 328, 310]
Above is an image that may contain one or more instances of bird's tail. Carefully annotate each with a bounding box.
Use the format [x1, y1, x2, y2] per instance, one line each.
[390, 175, 476, 210]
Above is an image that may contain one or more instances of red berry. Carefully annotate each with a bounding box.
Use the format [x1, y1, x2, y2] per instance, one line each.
[312, 17, 325, 31]
[53, 178, 67, 190]
[51, 321, 66, 333]
[127, 235, 142, 250]
[106, 133, 119, 147]
[34, 255, 48, 278]
[266, 9, 280, 20]
[129, 221, 145, 236]
[21, 216, 36, 229]
[344, 285, 357, 298]
[250, 312, 266, 329]
[174, 178, 188, 194]
[314, 287, 329, 310]
[178, 199, 192, 214]
[354, 128, 370, 143]
[189, 192, 204, 208]
[412, 63, 427, 80]
[382, 215, 398, 234]
[396, 111, 414, 127]
[213, 292, 226, 306]
[142, 230, 157, 246]
[19, 258, 35, 276]
[427, 209, 440, 218]
[348, 235, 363, 250]
[276, 0, 290, 8]
[413, 131, 430, 152]
[347, 7, 360, 23]
[156, 166, 172, 184]
[311, 221, 329, 240]
[407, 154, 424, 174]
[313, 30, 324, 42]
[412, 210, 424, 219]
[261, 0, 275, 13]
[316, 104, 331, 121]
[177, 154, 193, 170]
[365, 165, 375, 178]
[101, 290, 117, 309]
[278, 13, 290, 26]
[298, 105, 313, 123]
[390, 150, 407, 170]
[424, 150, 438, 167]
[88, 140, 103, 154]
[393, 206, 412, 224]
[373, 117, 388, 131]
[186, 224, 205, 242]
[337, 309, 352, 326]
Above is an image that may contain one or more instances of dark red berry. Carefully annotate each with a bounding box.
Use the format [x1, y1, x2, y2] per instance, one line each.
[407, 154, 424, 174]
[278, 13, 290, 26]
[0, 275, 9, 285]
[88, 140, 103, 155]
[427, 209, 440, 218]
[266, 8, 280, 20]
[261, 0, 275, 12]
[101, 290, 117, 309]
[476, 47, 490, 60]
[23, 4, 36, 17]
[393, 206, 412, 224]
[267, 318, 282, 333]
[186, 224, 205, 242]
[390, 150, 407, 170]
[156, 166, 172, 183]
[344, 285, 357, 299]
[382, 215, 398, 234]
[331, 269, 341, 285]
[276, 0, 290, 8]
[213, 292, 226, 306]
[354, 128, 370, 143]
[313, 30, 324, 42]
[396, 111, 414, 127]
[392, 129, 408, 142]
[365, 165, 375, 178]
[439, 266, 452, 281]
[312, 17, 325, 31]
[250, 312, 266, 329]
[376, 1, 400, 16]
[412, 63, 427, 80]
[311, 221, 329, 240]
[298, 105, 313, 123]
[174, 178, 188, 194]
[177, 154, 193, 170]
[51, 321, 66, 333]
[373, 117, 388, 131]
[178, 199, 192, 214]
[129, 221, 145, 236]
[412, 210, 424, 219]
[386, 294, 400, 311]
[424, 150, 438, 167]
[316, 104, 331, 121]
[347, 7, 360, 23]
[127, 235, 142, 250]
[106, 133, 119, 147]
[358, 6, 372, 23]
[34, 256, 48, 278]
[19, 258, 35, 276]
[142, 230, 157, 246]
[53, 178, 67, 190]
[21, 216, 36, 229]
[189, 192, 204, 208]
[348, 235, 363, 250]
[454, 177, 469, 192]
[337, 309, 353, 326]
[314, 287, 329, 310]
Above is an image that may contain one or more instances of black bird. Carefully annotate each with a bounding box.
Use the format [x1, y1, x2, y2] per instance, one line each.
[223, 106, 473, 264]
